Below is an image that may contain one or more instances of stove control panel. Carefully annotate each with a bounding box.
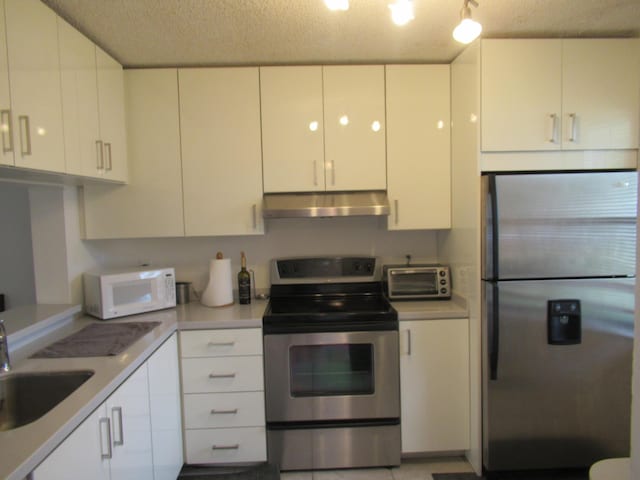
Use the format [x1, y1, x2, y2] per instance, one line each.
[271, 256, 378, 284]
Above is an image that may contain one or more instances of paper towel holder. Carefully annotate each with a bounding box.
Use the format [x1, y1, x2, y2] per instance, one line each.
[201, 252, 234, 308]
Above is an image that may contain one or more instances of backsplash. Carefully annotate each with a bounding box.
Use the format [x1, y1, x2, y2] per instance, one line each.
[85, 216, 441, 294]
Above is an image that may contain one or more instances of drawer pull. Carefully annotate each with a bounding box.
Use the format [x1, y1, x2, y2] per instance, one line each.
[209, 373, 236, 379]
[207, 341, 236, 347]
[210, 408, 238, 415]
[212, 444, 240, 450]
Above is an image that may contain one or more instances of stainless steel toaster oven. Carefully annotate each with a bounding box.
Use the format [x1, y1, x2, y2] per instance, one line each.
[383, 264, 451, 300]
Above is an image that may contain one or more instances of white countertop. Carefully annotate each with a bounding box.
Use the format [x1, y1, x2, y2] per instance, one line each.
[0, 294, 467, 479]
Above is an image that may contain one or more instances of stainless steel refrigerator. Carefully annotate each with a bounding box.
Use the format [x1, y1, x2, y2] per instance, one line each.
[481, 171, 637, 473]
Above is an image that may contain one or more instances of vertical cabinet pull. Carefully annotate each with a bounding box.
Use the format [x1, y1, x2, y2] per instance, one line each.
[104, 142, 113, 171]
[331, 160, 336, 186]
[568, 113, 577, 142]
[1, 109, 13, 153]
[394, 199, 399, 225]
[548, 114, 558, 143]
[252, 204, 258, 230]
[96, 140, 104, 170]
[313, 160, 318, 186]
[99, 417, 112, 460]
[18, 115, 32, 156]
[401, 329, 411, 355]
[111, 406, 124, 446]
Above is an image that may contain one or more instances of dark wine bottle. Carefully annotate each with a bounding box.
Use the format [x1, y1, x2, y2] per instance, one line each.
[238, 251, 251, 304]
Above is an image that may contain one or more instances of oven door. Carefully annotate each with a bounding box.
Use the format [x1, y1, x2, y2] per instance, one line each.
[264, 330, 399, 422]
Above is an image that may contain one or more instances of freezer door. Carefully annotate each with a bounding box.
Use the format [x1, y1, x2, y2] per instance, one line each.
[482, 278, 634, 471]
[482, 172, 637, 279]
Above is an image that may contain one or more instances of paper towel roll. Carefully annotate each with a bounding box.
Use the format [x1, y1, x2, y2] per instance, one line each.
[201, 258, 234, 307]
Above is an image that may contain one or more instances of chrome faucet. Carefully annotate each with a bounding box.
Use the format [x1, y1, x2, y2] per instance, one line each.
[0, 319, 10, 372]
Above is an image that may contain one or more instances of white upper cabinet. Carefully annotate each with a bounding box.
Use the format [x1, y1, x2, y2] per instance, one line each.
[83, 69, 184, 239]
[58, 16, 101, 177]
[179, 67, 264, 236]
[96, 47, 128, 182]
[481, 39, 640, 152]
[0, 0, 12, 166]
[4, 0, 65, 172]
[561, 39, 639, 150]
[386, 65, 451, 230]
[261, 66, 325, 193]
[323, 65, 386, 191]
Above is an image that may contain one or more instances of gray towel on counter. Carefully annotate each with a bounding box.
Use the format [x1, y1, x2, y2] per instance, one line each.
[31, 321, 161, 358]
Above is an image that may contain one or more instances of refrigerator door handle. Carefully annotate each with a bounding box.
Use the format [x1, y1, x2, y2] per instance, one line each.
[488, 175, 500, 280]
[489, 284, 500, 380]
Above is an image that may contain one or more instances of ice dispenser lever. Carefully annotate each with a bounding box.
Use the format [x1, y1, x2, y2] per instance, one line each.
[547, 299, 581, 345]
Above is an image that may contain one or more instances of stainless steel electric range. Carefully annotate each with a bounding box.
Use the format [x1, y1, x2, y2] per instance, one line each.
[262, 256, 400, 471]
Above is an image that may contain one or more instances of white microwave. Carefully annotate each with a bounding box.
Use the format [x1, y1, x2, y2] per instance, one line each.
[84, 267, 176, 320]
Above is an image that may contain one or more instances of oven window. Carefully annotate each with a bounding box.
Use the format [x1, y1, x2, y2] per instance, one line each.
[289, 343, 374, 397]
[393, 271, 437, 295]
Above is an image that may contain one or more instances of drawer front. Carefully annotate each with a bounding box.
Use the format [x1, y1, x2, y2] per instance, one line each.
[185, 427, 267, 464]
[184, 392, 265, 429]
[181, 356, 264, 393]
[180, 329, 262, 357]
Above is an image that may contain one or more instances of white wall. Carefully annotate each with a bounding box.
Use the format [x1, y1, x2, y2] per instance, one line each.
[0, 182, 36, 309]
[438, 42, 482, 474]
[83, 214, 441, 295]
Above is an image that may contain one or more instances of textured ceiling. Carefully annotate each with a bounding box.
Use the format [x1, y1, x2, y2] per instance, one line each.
[41, 0, 640, 68]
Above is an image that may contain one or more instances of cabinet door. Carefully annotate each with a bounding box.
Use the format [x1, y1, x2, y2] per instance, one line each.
[400, 319, 470, 453]
[106, 363, 154, 480]
[261, 66, 325, 193]
[562, 39, 640, 150]
[96, 47, 128, 182]
[147, 333, 183, 480]
[481, 39, 562, 152]
[83, 69, 185, 239]
[0, 0, 13, 166]
[179, 68, 264, 236]
[323, 65, 386, 191]
[386, 65, 451, 230]
[31, 404, 111, 480]
[5, 0, 65, 172]
[58, 16, 101, 177]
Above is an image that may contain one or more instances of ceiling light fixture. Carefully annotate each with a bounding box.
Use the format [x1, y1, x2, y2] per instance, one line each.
[453, 0, 482, 44]
[389, 0, 415, 26]
[324, 0, 349, 11]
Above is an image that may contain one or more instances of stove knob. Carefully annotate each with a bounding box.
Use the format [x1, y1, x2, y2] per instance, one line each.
[366, 262, 374, 273]
[440, 279, 447, 285]
[439, 270, 446, 276]
[440, 288, 448, 294]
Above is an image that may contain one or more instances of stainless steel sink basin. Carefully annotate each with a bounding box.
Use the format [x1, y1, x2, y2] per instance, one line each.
[0, 370, 94, 431]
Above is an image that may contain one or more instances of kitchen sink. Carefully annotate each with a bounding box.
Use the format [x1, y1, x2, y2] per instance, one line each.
[0, 370, 94, 431]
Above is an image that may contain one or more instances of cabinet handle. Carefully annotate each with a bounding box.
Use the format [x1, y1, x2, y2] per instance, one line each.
[313, 160, 318, 186]
[402, 329, 411, 355]
[212, 444, 240, 450]
[548, 114, 558, 143]
[394, 199, 399, 225]
[252, 204, 258, 230]
[331, 160, 336, 186]
[18, 115, 31, 156]
[208, 341, 235, 347]
[210, 408, 238, 415]
[104, 142, 113, 171]
[209, 372, 236, 379]
[96, 140, 104, 170]
[99, 417, 112, 460]
[568, 113, 577, 142]
[1, 109, 13, 153]
[111, 406, 124, 446]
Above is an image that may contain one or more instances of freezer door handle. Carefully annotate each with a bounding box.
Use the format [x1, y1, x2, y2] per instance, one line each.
[489, 284, 500, 380]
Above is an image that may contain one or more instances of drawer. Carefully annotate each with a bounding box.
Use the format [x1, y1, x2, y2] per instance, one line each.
[185, 427, 267, 464]
[183, 392, 265, 429]
[180, 329, 262, 358]
[181, 356, 264, 393]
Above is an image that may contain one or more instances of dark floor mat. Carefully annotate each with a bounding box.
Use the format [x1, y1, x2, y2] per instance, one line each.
[178, 463, 280, 480]
[433, 470, 589, 480]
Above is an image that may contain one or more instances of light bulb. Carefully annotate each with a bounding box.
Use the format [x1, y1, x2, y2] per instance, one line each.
[324, 0, 349, 11]
[389, 0, 414, 26]
[453, 18, 482, 44]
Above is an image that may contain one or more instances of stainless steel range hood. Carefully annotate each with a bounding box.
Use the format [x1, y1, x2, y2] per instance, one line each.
[262, 191, 390, 218]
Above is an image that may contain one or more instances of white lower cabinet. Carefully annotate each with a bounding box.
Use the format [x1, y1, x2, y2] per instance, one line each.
[179, 328, 266, 465]
[400, 318, 470, 454]
[31, 333, 182, 480]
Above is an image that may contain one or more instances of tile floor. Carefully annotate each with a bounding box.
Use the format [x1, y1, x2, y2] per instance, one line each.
[280, 456, 474, 480]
